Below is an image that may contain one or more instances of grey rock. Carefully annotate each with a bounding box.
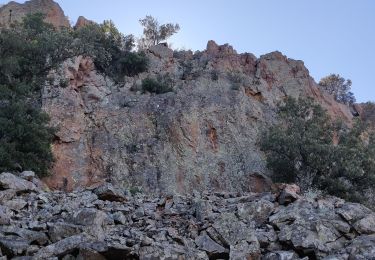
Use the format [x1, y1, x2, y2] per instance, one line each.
[325, 234, 375, 259]
[112, 211, 127, 225]
[0, 172, 37, 193]
[195, 233, 228, 257]
[3, 198, 27, 211]
[213, 212, 259, 248]
[237, 199, 274, 226]
[262, 251, 300, 260]
[19, 171, 35, 181]
[48, 222, 82, 243]
[336, 202, 372, 223]
[33, 234, 92, 259]
[353, 213, 375, 234]
[93, 183, 127, 202]
[0, 226, 48, 246]
[230, 240, 261, 260]
[278, 184, 301, 205]
[0, 205, 11, 225]
[149, 44, 173, 59]
[0, 189, 16, 203]
[0, 236, 29, 257]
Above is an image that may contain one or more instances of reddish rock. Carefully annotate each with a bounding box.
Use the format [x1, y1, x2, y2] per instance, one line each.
[0, 0, 70, 28]
[74, 16, 95, 29]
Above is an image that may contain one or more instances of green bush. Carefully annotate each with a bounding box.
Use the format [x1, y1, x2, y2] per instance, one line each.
[112, 52, 148, 78]
[0, 13, 64, 176]
[261, 97, 375, 203]
[141, 76, 173, 94]
[74, 22, 147, 81]
[0, 102, 55, 175]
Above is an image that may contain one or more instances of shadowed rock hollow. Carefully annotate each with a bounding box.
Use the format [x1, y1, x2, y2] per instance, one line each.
[42, 41, 354, 193]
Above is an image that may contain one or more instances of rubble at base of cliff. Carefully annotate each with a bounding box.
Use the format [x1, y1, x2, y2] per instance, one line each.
[0, 172, 375, 259]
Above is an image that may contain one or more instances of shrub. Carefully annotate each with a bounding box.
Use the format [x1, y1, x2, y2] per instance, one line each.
[260, 97, 375, 203]
[112, 52, 148, 78]
[211, 70, 219, 81]
[0, 13, 68, 176]
[74, 20, 146, 81]
[141, 75, 173, 94]
[318, 74, 356, 105]
[0, 101, 55, 175]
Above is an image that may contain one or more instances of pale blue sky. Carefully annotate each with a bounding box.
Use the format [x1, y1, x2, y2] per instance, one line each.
[3, 0, 375, 102]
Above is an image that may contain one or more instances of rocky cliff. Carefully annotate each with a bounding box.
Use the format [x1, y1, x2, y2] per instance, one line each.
[0, 0, 69, 28]
[41, 42, 354, 193]
[1, 171, 375, 259]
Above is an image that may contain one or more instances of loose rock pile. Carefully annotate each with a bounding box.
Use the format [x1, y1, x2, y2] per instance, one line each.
[0, 172, 374, 259]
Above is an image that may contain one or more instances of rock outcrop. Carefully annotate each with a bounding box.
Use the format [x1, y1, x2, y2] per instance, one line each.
[74, 15, 95, 29]
[0, 0, 70, 28]
[42, 42, 354, 193]
[1, 172, 375, 259]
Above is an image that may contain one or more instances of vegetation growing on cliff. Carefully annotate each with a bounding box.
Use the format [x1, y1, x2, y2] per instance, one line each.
[138, 15, 180, 49]
[0, 14, 148, 175]
[319, 74, 356, 105]
[261, 97, 375, 202]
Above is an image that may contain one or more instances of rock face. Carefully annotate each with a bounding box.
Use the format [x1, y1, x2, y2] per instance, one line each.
[0, 0, 70, 28]
[42, 42, 354, 193]
[74, 15, 95, 29]
[0, 172, 374, 259]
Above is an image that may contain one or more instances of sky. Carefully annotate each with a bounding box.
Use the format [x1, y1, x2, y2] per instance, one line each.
[2, 0, 375, 102]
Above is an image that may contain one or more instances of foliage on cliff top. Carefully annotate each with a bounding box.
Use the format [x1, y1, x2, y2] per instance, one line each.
[0, 13, 147, 175]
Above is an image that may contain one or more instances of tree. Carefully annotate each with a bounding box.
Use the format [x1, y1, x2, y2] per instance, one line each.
[0, 13, 65, 175]
[260, 97, 375, 203]
[260, 97, 335, 190]
[138, 15, 180, 49]
[318, 74, 356, 105]
[74, 20, 146, 81]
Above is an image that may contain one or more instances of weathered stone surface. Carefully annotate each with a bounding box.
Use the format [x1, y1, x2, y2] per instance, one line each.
[149, 43, 173, 59]
[33, 234, 92, 259]
[237, 199, 274, 226]
[195, 233, 228, 257]
[278, 184, 301, 205]
[0, 172, 36, 193]
[48, 222, 82, 243]
[41, 40, 354, 194]
[93, 182, 127, 202]
[0, 237, 29, 257]
[263, 251, 301, 260]
[19, 171, 35, 181]
[0, 173, 374, 259]
[0, 0, 70, 28]
[74, 16, 95, 29]
[325, 235, 375, 260]
[353, 214, 375, 234]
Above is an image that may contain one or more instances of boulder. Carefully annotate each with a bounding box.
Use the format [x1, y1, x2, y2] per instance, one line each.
[237, 199, 274, 226]
[19, 171, 35, 181]
[74, 16, 95, 29]
[263, 251, 301, 260]
[48, 222, 82, 243]
[0, 237, 29, 257]
[33, 234, 92, 259]
[0, 205, 11, 225]
[93, 183, 127, 202]
[353, 214, 375, 234]
[0, 172, 37, 193]
[194, 233, 228, 257]
[278, 184, 301, 205]
[149, 44, 173, 59]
